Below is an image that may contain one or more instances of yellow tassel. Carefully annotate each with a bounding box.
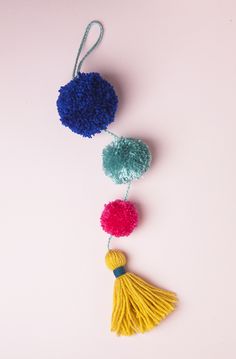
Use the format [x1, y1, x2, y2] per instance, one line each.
[105, 249, 178, 336]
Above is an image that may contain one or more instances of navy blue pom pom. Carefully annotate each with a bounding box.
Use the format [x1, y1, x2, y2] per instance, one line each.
[56, 72, 118, 138]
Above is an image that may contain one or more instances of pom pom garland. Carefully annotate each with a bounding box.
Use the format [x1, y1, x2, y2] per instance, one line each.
[57, 20, 178, 336]
[100, 199, 138, 237]
[102, 137, 152, 184]
[57, 72, 118, 138]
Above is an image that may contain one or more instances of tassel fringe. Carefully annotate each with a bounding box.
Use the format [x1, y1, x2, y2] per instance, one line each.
[106, 249, 177, 336]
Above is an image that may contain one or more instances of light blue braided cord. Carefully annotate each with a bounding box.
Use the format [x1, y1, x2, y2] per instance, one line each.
[72, 20, 104, 78]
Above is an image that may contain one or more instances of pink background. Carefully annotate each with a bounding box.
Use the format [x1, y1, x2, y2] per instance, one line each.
[1, 1, 236, 358]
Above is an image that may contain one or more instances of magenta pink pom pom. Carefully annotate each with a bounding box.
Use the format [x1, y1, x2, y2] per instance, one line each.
[100, 199, 138, 237]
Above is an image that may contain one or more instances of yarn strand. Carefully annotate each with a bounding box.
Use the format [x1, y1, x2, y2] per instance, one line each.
[72, 20, 104, 78]
[107, 235, 112, 250]
[124, 182, 131, 201]
[104, 129, 120, 139]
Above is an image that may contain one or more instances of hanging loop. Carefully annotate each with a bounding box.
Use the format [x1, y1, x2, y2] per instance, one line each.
[72, 20, 104, 78]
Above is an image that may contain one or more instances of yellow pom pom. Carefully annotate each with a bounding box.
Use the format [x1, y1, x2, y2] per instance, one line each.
[105, 249, 127, 270]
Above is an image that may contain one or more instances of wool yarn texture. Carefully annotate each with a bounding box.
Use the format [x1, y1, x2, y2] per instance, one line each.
[57, 72, 118, 138]
[100, 199, 138, 237]
[102, 137, 152, 184]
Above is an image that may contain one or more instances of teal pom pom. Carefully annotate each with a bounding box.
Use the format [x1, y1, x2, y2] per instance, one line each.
[102, 137, 152, 184]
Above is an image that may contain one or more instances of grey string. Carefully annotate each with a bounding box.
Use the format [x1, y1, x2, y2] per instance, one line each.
[124, 182, 131, 201]
[104, 129, 120, 139]
[72, 20, 104, 78]
[107, 235, 112, 250]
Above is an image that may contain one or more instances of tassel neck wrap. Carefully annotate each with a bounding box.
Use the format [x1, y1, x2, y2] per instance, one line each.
[113, 266, 126, 278]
